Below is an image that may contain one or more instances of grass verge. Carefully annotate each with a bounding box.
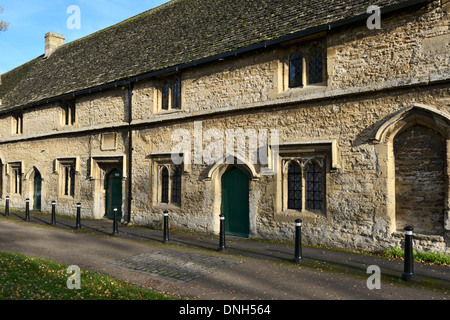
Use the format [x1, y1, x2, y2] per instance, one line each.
[380, 247, 450, 266]
[0, 251, 176, 300]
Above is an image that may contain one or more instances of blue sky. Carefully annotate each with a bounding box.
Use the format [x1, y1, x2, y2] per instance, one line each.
[0, 0, 169, 74]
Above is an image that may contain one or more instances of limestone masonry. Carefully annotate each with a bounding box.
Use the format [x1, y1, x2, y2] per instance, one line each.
[0, 0, 448, 253]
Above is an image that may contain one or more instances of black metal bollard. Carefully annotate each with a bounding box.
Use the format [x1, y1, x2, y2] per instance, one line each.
[112, 206, 119, 235]
[75, 203, 81, 230]
[25, 198, 30, 221]
[402, 226, 414, 282]
[218, 214, 226, 251]
[294, 219, 303, 263]
[163, 210, 169, 243]
[5, 196, 9, 217]
[51, 201, 56, 225]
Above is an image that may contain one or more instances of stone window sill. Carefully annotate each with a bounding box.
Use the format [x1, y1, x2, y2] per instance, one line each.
[275, 208, 325, 223]
[153, 203, 181, 212]
[392, 231, 445, 242]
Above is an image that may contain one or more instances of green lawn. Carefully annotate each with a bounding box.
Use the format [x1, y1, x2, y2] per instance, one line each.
[0, 251, 176, 300]
[381, 247, 450, 266]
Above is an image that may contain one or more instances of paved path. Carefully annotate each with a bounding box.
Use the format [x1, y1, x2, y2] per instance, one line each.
[0, 211, 448, 302]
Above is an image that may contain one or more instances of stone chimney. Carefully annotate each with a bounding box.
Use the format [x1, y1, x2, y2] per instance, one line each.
[44, 32, 65, 58]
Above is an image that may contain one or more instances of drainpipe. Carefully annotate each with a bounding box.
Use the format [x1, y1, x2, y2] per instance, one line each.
[127, 82, 134, 224]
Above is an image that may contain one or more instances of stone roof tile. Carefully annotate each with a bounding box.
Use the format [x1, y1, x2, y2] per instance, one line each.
[0, 0, 418, 110]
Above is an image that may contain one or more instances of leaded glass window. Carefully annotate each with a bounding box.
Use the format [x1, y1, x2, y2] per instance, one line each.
[171, 167, 181, 204]
[161, 167, 169, 203]
[306, 162, 322, 210]
[160, 76, 181, 111]
[172, 78, 181, 109]
[289, 53, 303, 88]
[307, 42, 324, 84]
[162, 81, 170, 110]
[288, 162, 302, 210]
[287, 38, 325, 88]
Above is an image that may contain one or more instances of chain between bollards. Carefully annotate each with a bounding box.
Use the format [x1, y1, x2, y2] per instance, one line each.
[112, 206, 119, 236]
[75, 203, 81, 230]
[51, 201, 56, 225]
[163, 210, 169, 243]
[402, 226, 414, 282]
[25, 198, 30, 221]
[218, 214, 226, 252]
[294, 219, 303, 263]
[4, 196, 9, 217]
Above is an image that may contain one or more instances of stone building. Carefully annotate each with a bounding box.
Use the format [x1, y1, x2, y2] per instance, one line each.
[0, 0, 448, 253]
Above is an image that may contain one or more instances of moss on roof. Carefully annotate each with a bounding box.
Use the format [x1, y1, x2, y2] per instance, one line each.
[0, 0, 416, 110]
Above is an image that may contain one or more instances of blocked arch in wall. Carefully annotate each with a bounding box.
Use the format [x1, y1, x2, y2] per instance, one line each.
[394, 125, 445, 235]
[372, 104, 450, 238]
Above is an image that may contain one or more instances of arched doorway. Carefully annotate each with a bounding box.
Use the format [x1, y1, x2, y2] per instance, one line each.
[33, 170, 42, 211]
[221, 167, 250, 237]
[394, 125, 446, 235]
[105, 168, 122, 220]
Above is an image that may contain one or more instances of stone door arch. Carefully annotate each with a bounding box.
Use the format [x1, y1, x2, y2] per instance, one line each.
[24, 166, 45, 211]
[221, 166, 250, 237]
[105, 168, 123, 220]
[33, 169, 42, 211]
[204, 155, 259, 236]
[372, 104, 450, 240]
[90, 155, 126, 220]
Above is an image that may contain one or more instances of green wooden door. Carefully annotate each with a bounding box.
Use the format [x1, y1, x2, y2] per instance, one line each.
[105, 169, 122, 220]
[33, 171, 42, 211]
[221, 167, 249, 237]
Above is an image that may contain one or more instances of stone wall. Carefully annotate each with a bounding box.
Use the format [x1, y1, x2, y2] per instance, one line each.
[0, 0, 447, 254]
[394, 125, 446, 236]
[0, 129, 128, 219]
[129, 1, 449, 121]
[130, 83, 449, 254]
[328, 0, 449, 89]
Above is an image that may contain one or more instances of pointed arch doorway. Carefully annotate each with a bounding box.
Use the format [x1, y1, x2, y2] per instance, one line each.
[221, 167, 250, 237]
[33, 170, 42, 211]
[372, 104, 450, 237]
[105, 168, 122, 221]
